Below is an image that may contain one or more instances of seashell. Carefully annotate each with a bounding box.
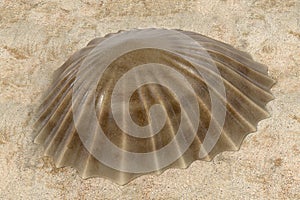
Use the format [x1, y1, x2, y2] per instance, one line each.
[34, 28, 275, 185]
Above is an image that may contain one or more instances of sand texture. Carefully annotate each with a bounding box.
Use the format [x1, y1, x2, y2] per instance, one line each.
[0, 0, 299, 199]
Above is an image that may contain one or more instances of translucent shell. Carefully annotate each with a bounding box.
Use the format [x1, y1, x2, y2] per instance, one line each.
[34, 29, 275, 185]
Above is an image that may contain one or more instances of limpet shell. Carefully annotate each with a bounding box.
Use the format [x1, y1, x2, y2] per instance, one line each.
[34, 29, 275, 185]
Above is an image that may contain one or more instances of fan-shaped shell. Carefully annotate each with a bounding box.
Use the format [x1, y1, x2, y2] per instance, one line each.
[34, 29, 275, 185]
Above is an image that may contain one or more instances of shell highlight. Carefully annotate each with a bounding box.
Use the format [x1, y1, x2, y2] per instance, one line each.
[34, 29, 275, 185]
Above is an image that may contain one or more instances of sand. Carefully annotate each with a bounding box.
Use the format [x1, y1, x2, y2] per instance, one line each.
[0, 0, 299, 199]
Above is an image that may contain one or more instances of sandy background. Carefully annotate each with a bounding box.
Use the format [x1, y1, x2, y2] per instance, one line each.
[0, 0, 299, 199]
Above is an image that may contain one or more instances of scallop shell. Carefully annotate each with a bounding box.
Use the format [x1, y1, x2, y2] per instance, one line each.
[34, 29, 275, 185]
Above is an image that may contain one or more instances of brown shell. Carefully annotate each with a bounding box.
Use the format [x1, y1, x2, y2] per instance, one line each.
[34, 29, 275, 185]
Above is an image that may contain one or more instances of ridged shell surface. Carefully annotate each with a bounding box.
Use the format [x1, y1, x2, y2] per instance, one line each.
[34, 29, 275, 185]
